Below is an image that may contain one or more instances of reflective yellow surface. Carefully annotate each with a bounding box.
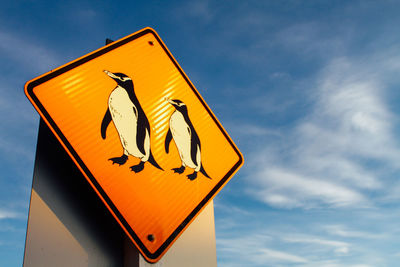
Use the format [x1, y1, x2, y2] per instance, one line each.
[25, 28, 243, 262]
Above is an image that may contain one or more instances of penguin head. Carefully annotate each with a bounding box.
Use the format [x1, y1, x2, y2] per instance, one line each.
[166, 98, 188, 113]
[103, 70, 133, 88]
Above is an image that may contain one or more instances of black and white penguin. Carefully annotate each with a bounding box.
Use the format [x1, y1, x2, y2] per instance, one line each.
[100, 70, 163, 172]
[164, 98, 210, 180]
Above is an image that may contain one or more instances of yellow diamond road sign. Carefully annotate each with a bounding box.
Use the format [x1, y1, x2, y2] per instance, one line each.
[25, 27, 244, 263]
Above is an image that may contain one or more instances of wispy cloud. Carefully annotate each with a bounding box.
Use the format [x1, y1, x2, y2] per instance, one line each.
[0, 30, 54, 181]
[214, 201, 253, 216]
[323, 225, 384, 239]
[251, 168, 367, 209]
[276, 22, 349, 59]
[0, 30, 60, 73]
[282, 235, 350, 255]
[259, 248, 308, 263]
[216, 220, 382, 267]
[172, 0, 216, 24]
[217, 234, 308, 266]
[0, 209, 22, 220]
[0, 81, 38, 174]
[215, 207, 392, 266]
[245, 52, 400, 209]
[227, 123, 281, 137]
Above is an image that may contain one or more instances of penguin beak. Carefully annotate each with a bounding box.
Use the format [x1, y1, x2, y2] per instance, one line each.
[103, 70, 118, 79]
[165, 97, 175, 105]
[165, 98, 179, 108]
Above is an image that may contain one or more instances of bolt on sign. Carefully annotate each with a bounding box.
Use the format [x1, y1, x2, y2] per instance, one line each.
[25, 27, 244, 263]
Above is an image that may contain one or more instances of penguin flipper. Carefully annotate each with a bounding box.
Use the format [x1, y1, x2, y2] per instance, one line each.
[190, 138, 199, 167]
[148, 152, 163, 171]
[165, 128, 172, 153]
[200, 165, 211, 179]
[136, 114, 147, 156]
[101, 109, 112, 139]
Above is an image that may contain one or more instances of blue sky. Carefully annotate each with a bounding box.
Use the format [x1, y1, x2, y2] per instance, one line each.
[2, 0, 400, 266]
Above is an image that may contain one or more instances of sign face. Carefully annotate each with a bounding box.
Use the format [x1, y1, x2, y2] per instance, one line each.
[25, 28, 243, 262]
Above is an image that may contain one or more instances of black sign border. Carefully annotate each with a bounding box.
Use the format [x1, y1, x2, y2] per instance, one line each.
[25, 28, 243, 262]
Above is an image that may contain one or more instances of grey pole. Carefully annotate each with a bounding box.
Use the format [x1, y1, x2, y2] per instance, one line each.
[23, 119, 128, 266]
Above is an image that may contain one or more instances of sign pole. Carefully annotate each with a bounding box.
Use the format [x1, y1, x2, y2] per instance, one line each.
[137, 200, 217, 267]
[23, 119, 129, 266]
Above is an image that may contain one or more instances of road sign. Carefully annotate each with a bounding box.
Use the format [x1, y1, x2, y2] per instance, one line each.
[25, 27, 243, 263]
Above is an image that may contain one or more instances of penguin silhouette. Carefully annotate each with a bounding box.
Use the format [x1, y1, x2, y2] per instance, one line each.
[164, 98, 210, 180]
[100, 70, 163, 172]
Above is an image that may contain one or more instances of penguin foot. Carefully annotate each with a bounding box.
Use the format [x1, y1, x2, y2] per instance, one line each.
[130, 161, 145, 173]
[187, 171, 197, 181]
[109, 155, 128, 166]
[172, 166, 185, 174]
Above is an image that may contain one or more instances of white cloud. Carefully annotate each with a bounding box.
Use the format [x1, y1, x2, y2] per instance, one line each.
[0, 224, 22, 232]
[252, 168, 367, 209]
[215, 211, 389, 267]
[0, 30, 60, 73]
[228, 123, 281, 137]
[76, 9, 97, 20]
[217, 234, 308, 266]
[173, 0, 216, 24]
[324, 225, 384, 239]
[0, 136, 35, 162]
[300, 263, 373, 267]
[282, 235, 350, 255]
[0, 82, 38, 168]
[283, 235, 349, 248]
[246, 54, 400, 209]
[334, 246, 349, 254]
[214, 200, 253, 216]
[311, 58, 400, 164]
[276, 22, 348, 58]
[259, 248, 308, 263]
[0, 210, 21, 220]
[0, 31, 53, 181]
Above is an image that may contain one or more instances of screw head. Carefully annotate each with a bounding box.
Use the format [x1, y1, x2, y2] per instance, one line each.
[147, 234, 155, 242]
